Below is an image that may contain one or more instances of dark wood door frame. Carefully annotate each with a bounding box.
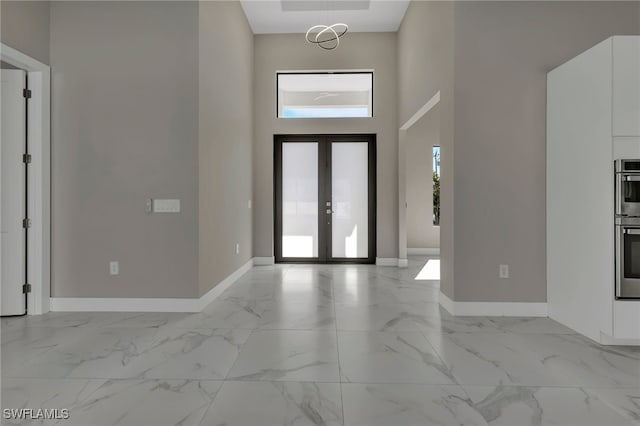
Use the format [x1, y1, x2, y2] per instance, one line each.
[274, 134, 377, 264]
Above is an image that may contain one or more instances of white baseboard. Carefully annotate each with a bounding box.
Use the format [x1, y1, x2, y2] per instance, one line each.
[197, 259, 254, 309]
[599, 332, 640, 346]
[439, 290, 455, 315]
[49, 297, 201, 313]
[253, 256, 275, 266]
[397, 258, 409, 268]
[50, 258, 254, 313]
[439, 291, 548, 317]
[376, 257, 399, 267]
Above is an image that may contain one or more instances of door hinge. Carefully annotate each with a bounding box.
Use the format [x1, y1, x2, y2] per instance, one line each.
[22, 284, 31, 294]
[22, 218, 31, 229]
[23, 88, 32, 99]
[22, 154, 32, 164]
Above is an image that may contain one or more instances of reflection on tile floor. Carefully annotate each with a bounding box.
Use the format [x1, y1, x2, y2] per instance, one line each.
[2, 256, 640, 425]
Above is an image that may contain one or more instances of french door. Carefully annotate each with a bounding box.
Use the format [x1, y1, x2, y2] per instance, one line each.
[274, 134, 376, 264]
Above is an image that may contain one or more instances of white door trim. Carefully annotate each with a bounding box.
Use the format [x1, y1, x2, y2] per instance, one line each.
[1, 44, 51, 315]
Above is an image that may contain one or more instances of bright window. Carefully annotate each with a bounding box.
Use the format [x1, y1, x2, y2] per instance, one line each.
[433, 146, 440, 226]
[277, 72, 373, 118]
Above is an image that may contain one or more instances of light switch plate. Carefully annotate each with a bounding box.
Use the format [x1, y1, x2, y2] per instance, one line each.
[499, 264, 509, 279]
[153, 199, 181, 213]
[110, 261, 119, 276]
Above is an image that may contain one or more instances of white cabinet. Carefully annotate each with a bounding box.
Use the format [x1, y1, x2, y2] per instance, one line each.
[613, 37, 640, 136]
[614, 301, 640, 340]
[548, 36, 640, 345]
[547, 38, 614, 343]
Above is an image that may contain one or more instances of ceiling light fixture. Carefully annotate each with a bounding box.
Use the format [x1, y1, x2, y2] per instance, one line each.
[305, 23, 348, 50]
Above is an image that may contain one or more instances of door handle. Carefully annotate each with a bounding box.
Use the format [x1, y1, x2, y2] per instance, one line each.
[326, 209, 335, 215]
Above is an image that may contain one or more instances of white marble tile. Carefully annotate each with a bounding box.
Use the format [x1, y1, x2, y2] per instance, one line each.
[337, 331, 455, 384]
[585, 387, 640, 425]
[485, 317, 577, 334]
[100, 312, 190, 329]
[415, 312, 500, 334]
[332, 283, 402, 306]
[140, 328, 251, 380]
[257, 301, 336, 330]
[335, 303, 439, 332]
[328, 269, 382, 287]
[174, 300, 269, 329]
[1, 378, 106, 425]
[200, 381, 343, 426]
[341, 383, 488, 426]
[68, 379, 221, 426]
[218, 280, 280, 304]
[2, 327, 94, 377]
[177, 299, 335, 331]
[4, 257, 640, 426]
[20, 327, 251, 380]
[2, 312, 113, 332]
[391, 282, 440, 304]
[227, 330, 340, 382]
[8, 327, 156, 379]
[423, 332, 563, 386]
[514, 334, 640, 388]
[464, 385, 636, 426]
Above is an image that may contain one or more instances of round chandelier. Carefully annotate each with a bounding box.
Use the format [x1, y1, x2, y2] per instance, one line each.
[305, 23, 349, 50]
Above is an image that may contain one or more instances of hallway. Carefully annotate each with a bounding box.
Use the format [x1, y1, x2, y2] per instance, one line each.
[2, 257, 640, 425]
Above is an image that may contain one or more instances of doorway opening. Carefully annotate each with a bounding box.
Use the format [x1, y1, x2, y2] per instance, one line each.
[274, 134, 376, 264]
[398, 91, 441, 267]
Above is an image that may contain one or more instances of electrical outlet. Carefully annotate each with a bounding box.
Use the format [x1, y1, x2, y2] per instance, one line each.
[110, 261, 119, 276]
[248, 200, 252, 209]
[236, 243, 240, 254]
[499, 264, 509, 279]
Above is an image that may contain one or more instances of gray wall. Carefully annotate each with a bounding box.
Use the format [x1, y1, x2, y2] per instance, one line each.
[50, 2, 200, 298]
[253, 33, 398, 259]
[406, 105, 440, 249]
[0, 1, 50, 64]
[453, 1, 640, 303]
[399, 1, 640, 303]
[199, 1, 253, 296]
[398, 1, 455, 295]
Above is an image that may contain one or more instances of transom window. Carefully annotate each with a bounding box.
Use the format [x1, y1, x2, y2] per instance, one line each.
[277, 72, 373, 119]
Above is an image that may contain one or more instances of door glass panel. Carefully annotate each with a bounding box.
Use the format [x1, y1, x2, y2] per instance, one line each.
[332, 142, 368, 258]
[282, 143, 318, 258]
[624, 231, 640, 278]
[624, 181, 640, 203]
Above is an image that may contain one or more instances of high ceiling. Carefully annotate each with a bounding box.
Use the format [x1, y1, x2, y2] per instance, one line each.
[239, 0, 411, 34]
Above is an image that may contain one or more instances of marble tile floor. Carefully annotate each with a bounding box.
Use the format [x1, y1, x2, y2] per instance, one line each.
[2, 256, 639, 426]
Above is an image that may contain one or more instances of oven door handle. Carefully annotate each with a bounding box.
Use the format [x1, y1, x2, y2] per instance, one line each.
[624, 175, 640, 182]
[624, 228, 640, 235]
[617, 226, 622, 299]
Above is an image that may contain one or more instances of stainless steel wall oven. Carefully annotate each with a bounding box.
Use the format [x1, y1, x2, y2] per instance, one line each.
[615, 160, 640, 299]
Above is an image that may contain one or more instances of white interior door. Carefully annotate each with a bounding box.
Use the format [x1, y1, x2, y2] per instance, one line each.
[1, 69, 27, 316]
